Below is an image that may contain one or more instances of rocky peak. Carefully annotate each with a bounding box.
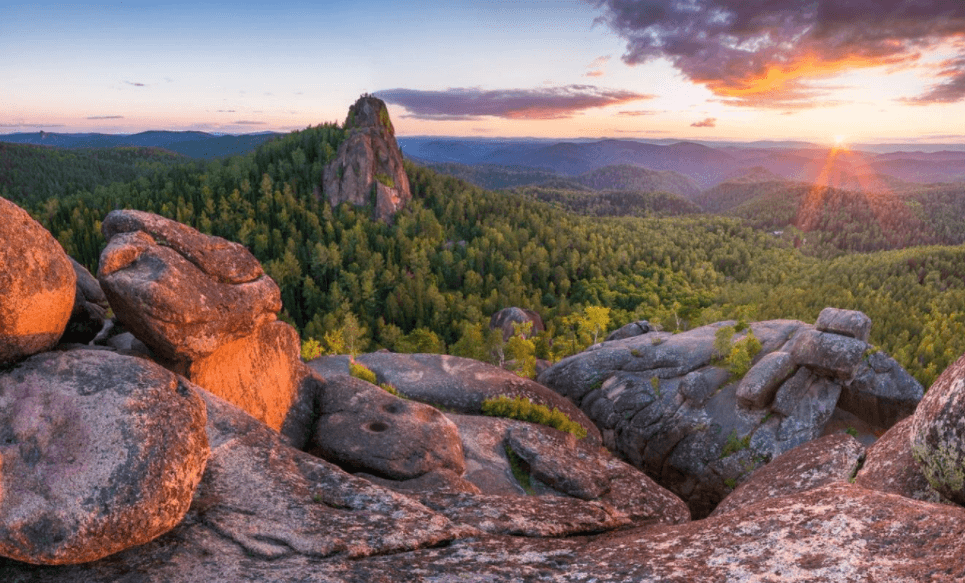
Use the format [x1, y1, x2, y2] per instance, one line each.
[322, 95, 411, 222]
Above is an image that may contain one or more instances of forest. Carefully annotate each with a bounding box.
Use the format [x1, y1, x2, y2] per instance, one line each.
[3, 127, 965, 388]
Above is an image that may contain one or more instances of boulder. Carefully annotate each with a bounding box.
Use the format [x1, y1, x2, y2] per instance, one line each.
[98, 214, 282, 364]
[605, 320, 651, 342]
[61, 258, 109, 345]
[308, 353, 601, 444]
[815, 307, 872, 342]
[538, 313, 919, 517]
[789, 328, 867, 380]
[0, 197, 77, 364]
[711, 433, 865, 517]
[736, 351, 796, 409]
[188, 320, 305, 433]
[97, 210, 306, 431]
[310, 375, 465, 480]
[322, 95, 411, 222]
[0, 350, 208, 565]
[838, 351, 923, 428]
[855, 416, 946, 503]
[910, 354, 965, 505]
[446, 413, 690, 527]
[489, 307, 545, 341]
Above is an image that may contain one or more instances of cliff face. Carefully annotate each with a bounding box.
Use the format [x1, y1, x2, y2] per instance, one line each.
[322, 95, 411, 222]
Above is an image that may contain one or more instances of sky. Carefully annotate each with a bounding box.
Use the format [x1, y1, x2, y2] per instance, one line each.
[2, 1, 964, 144]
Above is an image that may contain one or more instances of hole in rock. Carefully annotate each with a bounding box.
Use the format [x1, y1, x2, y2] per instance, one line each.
[366, 421, 389, 433]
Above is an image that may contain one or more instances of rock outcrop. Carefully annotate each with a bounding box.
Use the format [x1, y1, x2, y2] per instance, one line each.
[97, 210, 305, 431]
[61, 258, 109, 345]
[537, 312, 923, 517]
[489, 306, 545, 341]
[910, 353, 965, 504]
[855, 416, 946, 503]
[0, 350, 208, 565]
[0, 196, 76, 364]
[322, 95, 411, 222]
[308, 352, 601, 443]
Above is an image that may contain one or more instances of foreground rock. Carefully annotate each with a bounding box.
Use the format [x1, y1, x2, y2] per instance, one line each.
[538, 313, 922, 517]
[0, 350, 208, 565]
[61, 258, 109, 345]
[322, 95, 411, 222]
[97, 210, 281, 364]
[309, 375, 465, 480]
[855, 416, 946, 503]
[712, 433, 865, 516]
[97, 209, 306, 431]
[910, 353, 965, 504]
[0, 197, 77, 364]
[308, 352, 601, 444]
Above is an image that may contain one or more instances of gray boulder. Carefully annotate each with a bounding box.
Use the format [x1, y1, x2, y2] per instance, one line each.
[839, 351, 923, 428]
[489, 306, 545, 341]
[815, 307, 872, 342]
[605, 320, 651, 341]
[0, 350, 208, 565]
[538, 313, 920, 517]
[0, 197, 77, 364]
[310, 375, 465, 480]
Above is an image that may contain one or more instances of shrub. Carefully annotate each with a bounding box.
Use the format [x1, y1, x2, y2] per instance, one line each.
[727, 330, 762, 378]
[481, 395, 588, 439]
[301, 337, 324, 361]
[349, 360, 378, 384]
[720, 430, 751, 458]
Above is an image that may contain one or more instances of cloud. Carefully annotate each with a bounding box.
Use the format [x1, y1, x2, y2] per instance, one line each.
[589, 0, 965, 107]
[586, 55, 611, 77]
[691, 117, 717, 128]
[902, 57, 965, 104]
[0, 122, 64, 128]
[217, 109, 237, 113]
[618, 110, 659, 116]
[233, 120, 266, 125]
[376, 85, 653, 120]
[124, 81, 146, 87]
[86, 115, 124, 120]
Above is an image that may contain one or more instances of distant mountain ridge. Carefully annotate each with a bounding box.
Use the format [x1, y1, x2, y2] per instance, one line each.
[401, 137, 965, 189]
[0, 131, 283, 159]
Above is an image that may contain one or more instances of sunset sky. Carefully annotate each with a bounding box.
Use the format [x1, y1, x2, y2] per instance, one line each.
[2, 1, 964, 144]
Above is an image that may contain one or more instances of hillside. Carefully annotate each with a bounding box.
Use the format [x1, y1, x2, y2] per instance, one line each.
[6, 123, 965, 387]
[510, 185, 701, 218]
[0, 130, 282, 159]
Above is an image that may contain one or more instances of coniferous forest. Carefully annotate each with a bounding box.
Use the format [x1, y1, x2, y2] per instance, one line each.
[4, 126, 965, 388]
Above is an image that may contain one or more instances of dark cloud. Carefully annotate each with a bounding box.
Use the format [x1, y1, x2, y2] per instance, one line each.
[691, 117, 717, 127]
[589, 0, 965, 107]
[902, 58, 965, 104]
[86, 115, 124, 120]
[376, 85, 653, 120]
[124, 81, 146, 87]
[233, 120, 266, 125]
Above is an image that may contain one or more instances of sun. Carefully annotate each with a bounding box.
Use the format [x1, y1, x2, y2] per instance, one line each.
[833, 135, 848, 150]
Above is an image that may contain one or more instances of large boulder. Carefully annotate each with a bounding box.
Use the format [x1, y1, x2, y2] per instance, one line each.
[489, 307, 545, 341]
[322, 95, 411, 222]
[310, 375, 465, 480]
[0, 197, 76, 364]
[0, 350, 208, 565]
[308, 353, 601, 444]
[537, 313, 921, 517]
[97, 210, 305, 431]
[855, 416, 946, 503]
[711, 433, 865, 517]
[910, 354, 965, 504]
[97, 211, 281, 364]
